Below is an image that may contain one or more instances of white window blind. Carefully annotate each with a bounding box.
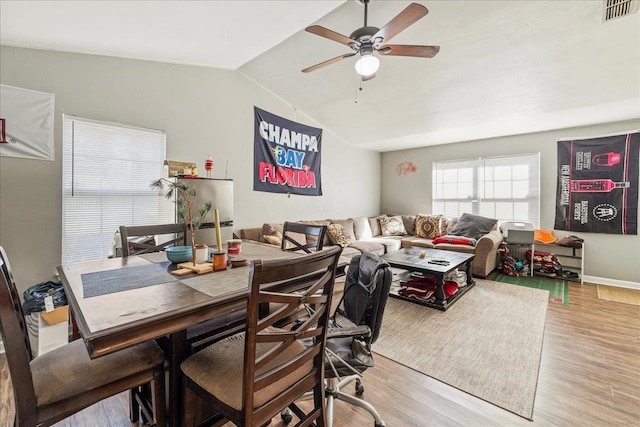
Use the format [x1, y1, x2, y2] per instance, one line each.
[62, 115, 173, 262]
[432, 153, 540, 227]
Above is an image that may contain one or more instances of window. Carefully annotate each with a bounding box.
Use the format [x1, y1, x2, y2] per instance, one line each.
[432, 154, 540, 226]
[62, 115, 173, 262]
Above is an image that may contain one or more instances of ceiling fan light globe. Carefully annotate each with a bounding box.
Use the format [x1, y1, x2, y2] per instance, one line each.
[355, 55, 379, 76]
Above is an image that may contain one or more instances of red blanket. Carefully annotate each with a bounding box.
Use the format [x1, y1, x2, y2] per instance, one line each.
[400, 277, 459, 298]
[432, 236, 476, 246]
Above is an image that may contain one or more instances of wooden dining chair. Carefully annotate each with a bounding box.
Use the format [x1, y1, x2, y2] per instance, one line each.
[181, 245, 343, 426]
[119, 222, 188, 257]
[281, 222, 327, 253]
[0, 246, 166, 427]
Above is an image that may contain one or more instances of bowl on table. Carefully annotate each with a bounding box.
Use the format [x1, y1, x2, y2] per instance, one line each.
[165, 246, 193, 263]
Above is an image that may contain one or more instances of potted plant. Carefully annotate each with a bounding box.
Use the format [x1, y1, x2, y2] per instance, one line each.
[150, 178, 212, 265]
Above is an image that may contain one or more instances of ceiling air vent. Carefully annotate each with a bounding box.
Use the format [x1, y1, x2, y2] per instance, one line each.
[602, 0, 638, 21]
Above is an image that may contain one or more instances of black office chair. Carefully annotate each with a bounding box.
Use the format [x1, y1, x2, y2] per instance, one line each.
[0, 246, 166, 427]
[283, 252, 392, 427]
[119, 223, 188, 257]
[281, 222, 327, 253]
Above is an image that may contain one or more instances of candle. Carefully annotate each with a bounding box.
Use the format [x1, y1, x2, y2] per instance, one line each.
[214, 209, 223, 252]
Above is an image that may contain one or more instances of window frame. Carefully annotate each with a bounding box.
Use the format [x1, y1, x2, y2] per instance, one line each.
[432, 153, 541, 227]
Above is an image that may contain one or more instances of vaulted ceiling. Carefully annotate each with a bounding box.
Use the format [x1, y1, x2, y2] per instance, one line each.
[1, 1, 638, 151]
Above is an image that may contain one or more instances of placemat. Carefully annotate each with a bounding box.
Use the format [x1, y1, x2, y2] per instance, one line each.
[180, 243, 299, 298]
[81, 262, 176, 298]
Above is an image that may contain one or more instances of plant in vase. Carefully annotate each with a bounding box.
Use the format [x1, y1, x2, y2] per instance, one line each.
[150, 178, 212, 265]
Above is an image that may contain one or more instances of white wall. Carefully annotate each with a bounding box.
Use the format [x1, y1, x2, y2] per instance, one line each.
[381, 121, 640, 285]
[0, 46, 381, 293]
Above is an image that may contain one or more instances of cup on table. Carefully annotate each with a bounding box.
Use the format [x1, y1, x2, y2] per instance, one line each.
[195, 244, 208, 264]
[212, 251, 227, 271]
[227, 239, 242, 254]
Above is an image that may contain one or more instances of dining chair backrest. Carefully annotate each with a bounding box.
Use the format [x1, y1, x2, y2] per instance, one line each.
[119, 223, 188, 257]
[281, 221, 327, 254]
[0, 246, 37, 422]
[243, 245, 342, 425]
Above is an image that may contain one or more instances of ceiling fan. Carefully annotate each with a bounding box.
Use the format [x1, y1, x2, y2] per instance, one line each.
[302, 0, 440, 80]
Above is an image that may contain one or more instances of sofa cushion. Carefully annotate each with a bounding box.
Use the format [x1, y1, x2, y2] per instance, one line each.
[449, 213, 498, 240]
[368, 215, 386, 237]
[352, 216, 373, 241]
[402, 215, 416, 235]
[443, 217, 458, 235]
[327, 223, 354, 247]
[434, 242, 476, 254]
[379, 216, 407, 236]
[367, 236, 402, 253]
[339, 245, 362, 259]
[329, 219, 356, 241]
[348, 241, 385, 256]
[400, 237, 435, 249]
[415, 214, 443, 239]
[300, 219, 331, 246]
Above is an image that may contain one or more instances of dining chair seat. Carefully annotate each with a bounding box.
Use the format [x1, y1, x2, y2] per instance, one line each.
[31, 339, 164, 407]
[181, 328, 311, 410]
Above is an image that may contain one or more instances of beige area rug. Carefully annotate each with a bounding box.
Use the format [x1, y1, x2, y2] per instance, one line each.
[374, 279, 548, 420]
[597, 285, 640, 306]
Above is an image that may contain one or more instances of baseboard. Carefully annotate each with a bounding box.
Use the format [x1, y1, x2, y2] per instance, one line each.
[583, 275, 640, 291]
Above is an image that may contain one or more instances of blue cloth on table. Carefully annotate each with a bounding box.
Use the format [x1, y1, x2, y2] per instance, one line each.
[81, 262, 175, 298]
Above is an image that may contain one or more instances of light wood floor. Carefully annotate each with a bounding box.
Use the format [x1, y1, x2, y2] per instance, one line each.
[2, 279, 639, 426]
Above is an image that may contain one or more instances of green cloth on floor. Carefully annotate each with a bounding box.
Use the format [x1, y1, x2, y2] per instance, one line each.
[494, 273, 569, 305]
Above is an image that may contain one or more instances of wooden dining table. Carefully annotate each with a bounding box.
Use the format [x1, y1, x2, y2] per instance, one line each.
[58, 242, 343, 427]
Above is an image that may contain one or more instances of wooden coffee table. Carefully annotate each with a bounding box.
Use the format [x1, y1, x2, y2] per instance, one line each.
[382, 247, 475, 311]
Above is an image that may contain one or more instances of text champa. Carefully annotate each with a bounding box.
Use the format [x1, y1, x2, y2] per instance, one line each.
[259, 121, 319, 152]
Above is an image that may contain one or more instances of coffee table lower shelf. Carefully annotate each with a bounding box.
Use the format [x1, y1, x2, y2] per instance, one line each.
[389, 280, 475, 311]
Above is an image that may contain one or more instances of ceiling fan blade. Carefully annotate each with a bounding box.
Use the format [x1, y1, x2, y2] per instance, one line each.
[379, 44, 440, 58]
[362, 73, 376, 82]
[306, 25, 360, 47]
[373, 3, 428, 44]
[302, 53, 357, 73]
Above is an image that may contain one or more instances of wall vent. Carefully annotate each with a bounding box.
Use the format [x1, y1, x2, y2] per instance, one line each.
[602, 0, 638, 22]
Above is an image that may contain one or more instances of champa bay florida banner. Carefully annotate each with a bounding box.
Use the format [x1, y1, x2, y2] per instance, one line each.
[0, 84, 55, 161]
[554, 131, 639, 235]
[254, 106, 322, 196]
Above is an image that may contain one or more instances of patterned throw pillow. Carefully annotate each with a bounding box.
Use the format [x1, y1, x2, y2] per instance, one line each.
[415, 214, 443, 239]
[263, 230, 283, 246]
[379, 216, 407, 236]
[326, 223, 353, 247]
[259, 223, 283, 243]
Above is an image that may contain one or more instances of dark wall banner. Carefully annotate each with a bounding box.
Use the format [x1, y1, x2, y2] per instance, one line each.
[253, 106, 322, 196]
[555, 131, 639, 235]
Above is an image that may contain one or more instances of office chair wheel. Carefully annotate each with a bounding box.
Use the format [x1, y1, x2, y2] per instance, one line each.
[281, 408, 293, 424]
[375, 422, 387, 427]
[355, 378, 365, 395]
